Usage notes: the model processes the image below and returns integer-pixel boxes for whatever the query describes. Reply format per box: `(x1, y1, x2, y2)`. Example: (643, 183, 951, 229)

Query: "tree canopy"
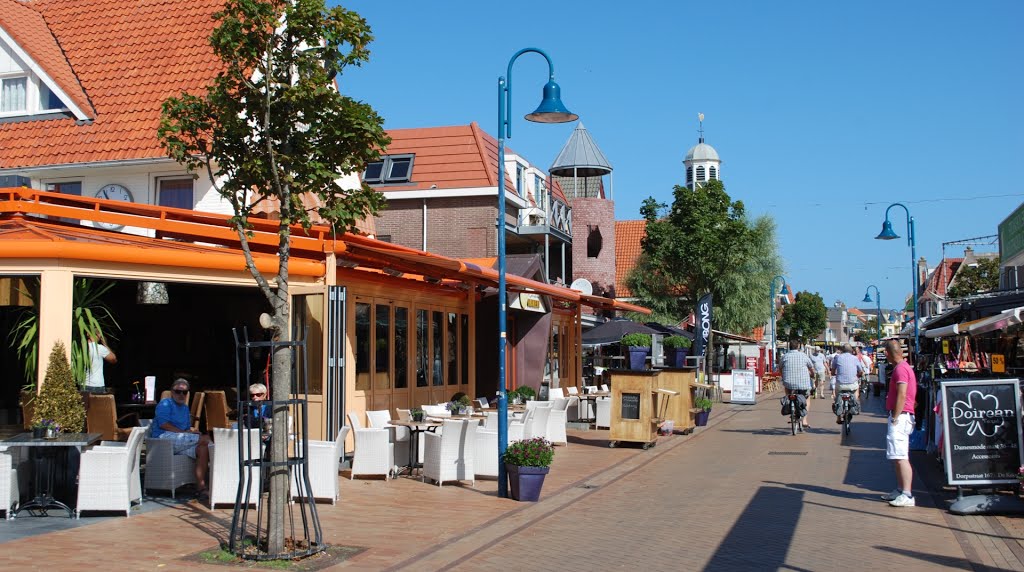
(626, 179, 783, 334)
(947, 256, 1000, 299)
(777, 291, 827, 343)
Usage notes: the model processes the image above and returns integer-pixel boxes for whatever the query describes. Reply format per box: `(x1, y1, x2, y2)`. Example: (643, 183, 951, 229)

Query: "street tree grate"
(768, 451, 809, 456)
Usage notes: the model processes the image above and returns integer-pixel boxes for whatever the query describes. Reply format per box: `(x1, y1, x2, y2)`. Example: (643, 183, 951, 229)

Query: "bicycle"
(834, 390, 857, 436)
(860, 376, 871, 401)
(782, 391, 807, 435)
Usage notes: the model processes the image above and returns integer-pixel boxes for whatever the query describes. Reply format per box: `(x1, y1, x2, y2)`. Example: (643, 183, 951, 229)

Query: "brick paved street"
(3, 392, 1024, 571)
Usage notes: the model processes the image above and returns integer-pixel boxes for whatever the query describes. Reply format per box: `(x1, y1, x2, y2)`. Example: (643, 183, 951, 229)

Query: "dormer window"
(1, 76, 27, 112)
(364, 154, 415, 184)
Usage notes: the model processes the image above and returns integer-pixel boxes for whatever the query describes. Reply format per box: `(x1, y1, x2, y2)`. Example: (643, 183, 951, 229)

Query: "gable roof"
(923, 258, 963, 298)
(0, 0, 224, 169)
(614, 219, 646, 298)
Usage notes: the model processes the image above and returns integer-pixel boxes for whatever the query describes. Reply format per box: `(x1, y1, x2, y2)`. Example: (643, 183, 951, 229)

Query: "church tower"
(683, 114, 722, 189)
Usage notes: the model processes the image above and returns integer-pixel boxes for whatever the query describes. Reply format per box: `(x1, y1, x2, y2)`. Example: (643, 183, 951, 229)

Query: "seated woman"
(152, 378, 211, 498)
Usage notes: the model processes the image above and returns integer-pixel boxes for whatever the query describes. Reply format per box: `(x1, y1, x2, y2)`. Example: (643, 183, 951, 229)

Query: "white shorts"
(886, 413, 915, 460)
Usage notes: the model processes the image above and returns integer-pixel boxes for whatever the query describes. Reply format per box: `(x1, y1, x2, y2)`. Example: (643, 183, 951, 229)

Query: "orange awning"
(579, 293, 652, 315)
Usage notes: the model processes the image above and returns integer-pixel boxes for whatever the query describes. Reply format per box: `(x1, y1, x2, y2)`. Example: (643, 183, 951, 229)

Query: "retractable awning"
(968, 307, 1023, 335)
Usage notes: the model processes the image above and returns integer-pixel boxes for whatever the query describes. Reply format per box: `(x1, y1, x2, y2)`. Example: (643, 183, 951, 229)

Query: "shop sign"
(510, 292, 546, 313)
(941, 379, 1023, 486)
(1000, 202, 1024, 261)
(991, 354, 1005, 373)
(731, 369, 756, 404)
(745, 356, 758, 370)
(942, 340, 950, 354)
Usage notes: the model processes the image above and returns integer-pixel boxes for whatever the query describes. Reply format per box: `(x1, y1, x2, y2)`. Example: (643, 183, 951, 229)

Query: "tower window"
(696, 166, 706, 182)
(709, 166, 717, 180)
(587, 225, 602, 258)
(686, 166, 693, 184)
(516, 164, 524, 195)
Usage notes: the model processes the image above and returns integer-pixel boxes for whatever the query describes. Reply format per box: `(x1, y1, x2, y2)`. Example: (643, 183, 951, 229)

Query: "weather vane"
(698, 113, 705, 143)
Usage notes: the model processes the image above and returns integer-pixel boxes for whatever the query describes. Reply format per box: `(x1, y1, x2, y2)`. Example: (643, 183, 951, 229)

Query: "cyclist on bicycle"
(831, 343, 865, 424)
(781, 340, 815, 429)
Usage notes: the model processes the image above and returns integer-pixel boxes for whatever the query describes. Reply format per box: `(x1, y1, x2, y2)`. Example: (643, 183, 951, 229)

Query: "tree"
(625, 179, 783, 334)
(33, 341, 86, 433)
(947, 256, 1000, 299)
(158, 0, 389, 555)
(857, 317, 880, 342)
(777, 291, 827, 343)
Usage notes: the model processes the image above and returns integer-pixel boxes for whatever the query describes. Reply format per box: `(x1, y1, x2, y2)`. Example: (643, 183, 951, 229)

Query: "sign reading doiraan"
(941, 379, 1023, 486)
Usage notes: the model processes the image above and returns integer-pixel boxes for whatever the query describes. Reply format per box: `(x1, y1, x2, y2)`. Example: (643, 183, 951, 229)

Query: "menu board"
(941, 379, 1023, 486)
(621, 393, 641, 420)
(731, 369, 757, 404)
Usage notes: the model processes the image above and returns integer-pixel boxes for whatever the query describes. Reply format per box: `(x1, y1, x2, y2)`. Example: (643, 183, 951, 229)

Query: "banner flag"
(693, 293, 713, 359)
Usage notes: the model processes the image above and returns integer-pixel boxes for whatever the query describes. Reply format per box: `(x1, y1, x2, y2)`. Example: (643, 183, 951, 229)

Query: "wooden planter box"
(653, 367, 696, 434)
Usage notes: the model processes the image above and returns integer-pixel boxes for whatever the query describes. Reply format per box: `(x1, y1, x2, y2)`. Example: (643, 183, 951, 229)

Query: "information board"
(941, 379, 1023, 486)
(621, 393, 641, 420)
(731, 369, 757, 404)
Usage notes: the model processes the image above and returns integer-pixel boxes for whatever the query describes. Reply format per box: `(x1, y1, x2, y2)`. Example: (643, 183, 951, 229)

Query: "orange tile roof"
(377, 123, 520, 196)
(614, 219, 646, 298)
(0, 0, 224, 168)
(924, 258, 963, 298)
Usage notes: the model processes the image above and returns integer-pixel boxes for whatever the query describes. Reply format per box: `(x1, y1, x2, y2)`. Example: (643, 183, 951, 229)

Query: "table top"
(390, 420, 443, 429)
(578, 392, 611, 398)
(1, 432, 102, 447)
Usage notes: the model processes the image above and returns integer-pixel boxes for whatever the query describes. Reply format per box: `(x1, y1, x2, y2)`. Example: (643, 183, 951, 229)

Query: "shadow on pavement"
(763, 480, 882, 502)
(873, 545, 980, 570)
(702, 486, 804, 572)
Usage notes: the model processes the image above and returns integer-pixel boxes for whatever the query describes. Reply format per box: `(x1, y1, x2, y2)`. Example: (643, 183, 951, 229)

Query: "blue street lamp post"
(862, 285, 882, 344)
(495, 48, 577, 498)
(769, 275, 789, 371)
(875, 203, 919, 357)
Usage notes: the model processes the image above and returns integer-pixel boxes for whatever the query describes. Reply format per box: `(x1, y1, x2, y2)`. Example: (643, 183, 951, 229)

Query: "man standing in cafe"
(881, 339, 917, 508)
(83, 331, 117, 394)
(153, 378, 211, 499)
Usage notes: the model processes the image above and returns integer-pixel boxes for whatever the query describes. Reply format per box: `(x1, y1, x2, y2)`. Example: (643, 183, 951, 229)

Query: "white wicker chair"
(600, 384, 609, 392)
(422, 419, 476, 487)
(596, 397, 612, 429)
(366, 410, 409, 472)
(508, 408, 532, 442)
(422, 404, 450, 419)
(144, 431, 197, 498)
(396, 408, 412, 421)
(565, 395, 581, 422)
(347, 411, 363, 429)
(350, 428, 394, 481)
(566, 386, 579, 395)
(483, 411, 499, 431)
(475, 397, 489, 409)
(546, 397, 569, 446)
(76, 426, 147, 518)
(524, 402, 553, 440)
(549, 387, 565, 399)
(293, 426, 349, 504)
(474, 429, 498, 479)
(0, 451, 20, 520)
(208, 428, 262, 509)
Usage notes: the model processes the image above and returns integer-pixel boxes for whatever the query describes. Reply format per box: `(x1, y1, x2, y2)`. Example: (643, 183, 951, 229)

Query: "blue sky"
(339, 0, 1022, 311)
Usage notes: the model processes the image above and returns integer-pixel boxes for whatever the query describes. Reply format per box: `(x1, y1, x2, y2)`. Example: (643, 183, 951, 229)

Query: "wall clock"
(94, 184, 134, 230)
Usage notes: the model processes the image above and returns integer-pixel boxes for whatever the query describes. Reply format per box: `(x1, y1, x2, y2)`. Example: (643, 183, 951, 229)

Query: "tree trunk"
(267, 305, 290, 554)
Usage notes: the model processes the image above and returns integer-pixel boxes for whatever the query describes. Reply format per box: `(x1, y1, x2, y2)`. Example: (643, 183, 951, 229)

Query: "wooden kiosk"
(653, 367, 697, 434)
(608, 370, 678, 449)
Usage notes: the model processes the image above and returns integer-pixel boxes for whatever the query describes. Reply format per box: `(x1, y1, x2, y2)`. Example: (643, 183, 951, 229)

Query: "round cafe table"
(389, 420, 442, 475)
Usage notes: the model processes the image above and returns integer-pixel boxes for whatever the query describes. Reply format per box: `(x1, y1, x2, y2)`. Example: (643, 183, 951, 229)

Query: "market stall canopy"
(582, 319, 660, 347)
(966, 307, 1023, 336)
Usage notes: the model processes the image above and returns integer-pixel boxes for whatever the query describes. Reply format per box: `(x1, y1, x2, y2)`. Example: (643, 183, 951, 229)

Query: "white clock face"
(94, 184, 133, 230)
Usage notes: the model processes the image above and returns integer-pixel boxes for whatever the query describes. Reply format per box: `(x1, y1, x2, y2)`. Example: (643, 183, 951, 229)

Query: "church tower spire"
(684, 113, 722, 189)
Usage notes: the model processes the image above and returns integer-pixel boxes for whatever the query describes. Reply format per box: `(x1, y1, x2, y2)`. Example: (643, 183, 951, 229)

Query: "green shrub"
(33, 341, 85, 433)
(694, 397, 714, 412)
(662, 335, 692, 349)
(621, 333, 652, 347)
(511, 386, 536, 401)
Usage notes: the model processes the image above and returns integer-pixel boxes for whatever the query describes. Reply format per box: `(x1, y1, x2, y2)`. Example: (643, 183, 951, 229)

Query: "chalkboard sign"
(941, 379, 1023, 486)
(731, 369, 756, 404)
(621, 393, 641, 420)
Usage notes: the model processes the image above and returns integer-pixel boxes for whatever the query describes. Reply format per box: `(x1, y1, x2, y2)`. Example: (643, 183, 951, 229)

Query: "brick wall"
(570, 198, 616, 296)
(376, 196, 497, 258)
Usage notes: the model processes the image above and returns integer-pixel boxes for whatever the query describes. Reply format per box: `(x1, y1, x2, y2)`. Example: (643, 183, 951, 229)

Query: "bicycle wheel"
(844, 413, 852, 435)
(791, 413, 798, 435)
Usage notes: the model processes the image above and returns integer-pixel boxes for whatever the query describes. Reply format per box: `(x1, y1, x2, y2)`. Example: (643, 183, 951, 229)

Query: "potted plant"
(516, 386, 536, 402)
(32, 341, 86, 435)
(621, 333, 652, 371)
(694, 397, 713, 427)
(502, 437, 555, 501)
(31, 418, 60, 439)
(410, 408, 425, 422)
(662, 335, 692, 368)
(446, 395, 472, 415)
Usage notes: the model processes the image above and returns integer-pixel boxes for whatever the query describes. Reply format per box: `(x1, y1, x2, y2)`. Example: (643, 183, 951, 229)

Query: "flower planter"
(694, 410, 711, 426)
(411, 412, 424, 422)
(666, 348, 690, 368)
(627, 347, 650, 371)
(506, 463, 549, 502)
(32, 427, 45, 439)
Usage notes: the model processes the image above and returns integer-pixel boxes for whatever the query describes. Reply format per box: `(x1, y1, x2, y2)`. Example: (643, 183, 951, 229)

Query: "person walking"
(881, 339, 917, 507)
(830, 343, 864, 423)
(809, 347, 828, 399)
(780, 340, 815, 429)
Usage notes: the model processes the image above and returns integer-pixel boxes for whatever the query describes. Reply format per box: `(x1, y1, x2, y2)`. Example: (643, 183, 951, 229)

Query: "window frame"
(0, 74, 28, 114)
(363, 154, 416, 185)
(156, 177, 195, 210)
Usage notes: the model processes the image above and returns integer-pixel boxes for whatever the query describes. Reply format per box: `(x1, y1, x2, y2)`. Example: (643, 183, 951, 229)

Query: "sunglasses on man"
(172, 389, 188, 395)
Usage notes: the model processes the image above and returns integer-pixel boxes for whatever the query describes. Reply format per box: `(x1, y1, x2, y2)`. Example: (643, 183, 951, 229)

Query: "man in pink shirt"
(881, 339, 917, 507)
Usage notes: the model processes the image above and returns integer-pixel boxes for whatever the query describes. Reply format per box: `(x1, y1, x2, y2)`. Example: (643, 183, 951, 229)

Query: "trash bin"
(539, 381, 550, 401)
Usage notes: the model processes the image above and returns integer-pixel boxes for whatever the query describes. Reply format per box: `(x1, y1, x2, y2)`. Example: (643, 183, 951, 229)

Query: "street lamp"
(495, 48, 577, 498)
(769, 275, 789, 371)
(862, 285, 882, 345)
(875, 203, 919, 357)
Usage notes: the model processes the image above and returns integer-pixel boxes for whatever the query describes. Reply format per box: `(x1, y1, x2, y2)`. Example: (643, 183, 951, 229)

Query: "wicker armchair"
(349, 428, 393, 481)
(524, 402, 552, 440)
(86, 394, 136, 441)
(422, 419, 477, 487)
(208, 427, 262, 509)
(204, 391, 231, 430)
(76, 426, 147, 518)
(366, 410, 410, 469)
(595, 397, 611, 429)
(293, 426, 349, 504)
(546, 397, 569, 446)
(0, 451, 19, 520)
(473, 429, 498, 479)
(144, 432, 197, 498)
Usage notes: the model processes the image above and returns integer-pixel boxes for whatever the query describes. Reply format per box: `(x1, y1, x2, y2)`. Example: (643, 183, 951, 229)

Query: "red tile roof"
(614, 219, 646, 298)
(923, 258, 963, 298)
(0, 0, 224, 168)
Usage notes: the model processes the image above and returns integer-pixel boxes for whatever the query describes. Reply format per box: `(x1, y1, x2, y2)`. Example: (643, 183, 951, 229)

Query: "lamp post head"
(780, 284, 790, 297)
(875, 220, 899, 240)
(862, 292, 873, 303)
(524, 80, 578, 123)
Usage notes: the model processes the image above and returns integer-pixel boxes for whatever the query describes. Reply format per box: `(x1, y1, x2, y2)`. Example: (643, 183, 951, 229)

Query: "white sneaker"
(889, 493, 915, 507)
(880, 489, 901, 501)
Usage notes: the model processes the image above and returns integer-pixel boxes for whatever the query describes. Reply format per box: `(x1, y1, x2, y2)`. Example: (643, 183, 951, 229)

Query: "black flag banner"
(693, 293, 713, 359)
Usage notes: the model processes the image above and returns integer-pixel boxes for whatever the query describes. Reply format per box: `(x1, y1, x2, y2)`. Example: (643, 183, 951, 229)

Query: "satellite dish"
(569, 278, 593, 296)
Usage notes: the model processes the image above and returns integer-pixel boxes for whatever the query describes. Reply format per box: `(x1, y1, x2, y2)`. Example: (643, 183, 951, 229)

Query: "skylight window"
(364, 154, 415, 184)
